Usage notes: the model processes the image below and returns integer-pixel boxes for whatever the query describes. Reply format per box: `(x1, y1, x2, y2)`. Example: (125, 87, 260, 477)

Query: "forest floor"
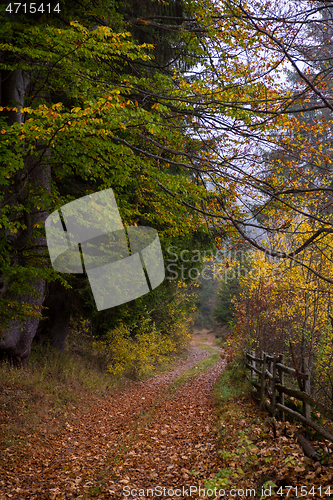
(1, 333, 228, 499)
(1, 332, 333, 500)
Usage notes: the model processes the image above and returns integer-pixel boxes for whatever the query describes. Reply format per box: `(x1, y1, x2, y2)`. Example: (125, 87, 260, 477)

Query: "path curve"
(2, 337, 226, 499)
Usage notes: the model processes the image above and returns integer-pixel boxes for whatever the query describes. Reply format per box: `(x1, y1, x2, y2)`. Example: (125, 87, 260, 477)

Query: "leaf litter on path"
(1, 344, 228, 499)
(3, 337, 330, 500)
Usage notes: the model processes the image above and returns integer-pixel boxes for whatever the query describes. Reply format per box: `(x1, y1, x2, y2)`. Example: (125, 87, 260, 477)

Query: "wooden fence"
(245, 351, 333, 445)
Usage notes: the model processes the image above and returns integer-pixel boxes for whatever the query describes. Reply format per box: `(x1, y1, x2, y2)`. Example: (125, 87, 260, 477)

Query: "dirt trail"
(2, 335, 226, 499)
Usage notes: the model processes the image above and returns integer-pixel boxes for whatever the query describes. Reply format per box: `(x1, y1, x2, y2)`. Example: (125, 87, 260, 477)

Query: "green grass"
(1, 343, 115, 398)
(205, 361, 262, 494)
(213, 361, 253, 403)
(195, 342, 220, 354)
(172, 350, 220, 389)
(213, 337, 226, 348)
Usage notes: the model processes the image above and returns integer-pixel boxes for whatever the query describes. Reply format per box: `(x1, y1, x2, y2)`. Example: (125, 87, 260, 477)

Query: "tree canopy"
(1, 0, 333, 363)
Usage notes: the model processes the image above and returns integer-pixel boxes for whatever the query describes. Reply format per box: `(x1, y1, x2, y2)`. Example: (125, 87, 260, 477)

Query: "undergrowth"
(213, 359, 252, 402)
(92, 312, 191, 379)
(0, 329, 118, 451)
(0, 325, 193, 451)
(209, 360, 333, 499)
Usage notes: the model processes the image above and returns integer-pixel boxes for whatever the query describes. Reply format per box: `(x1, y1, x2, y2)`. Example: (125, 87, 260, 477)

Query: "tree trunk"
(34, 281, 71, 352)
(0, 68, 50, 365)
(0, 280, 45, 366)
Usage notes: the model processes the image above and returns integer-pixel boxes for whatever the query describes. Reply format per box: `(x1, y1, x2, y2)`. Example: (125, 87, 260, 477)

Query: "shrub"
(93, 315, 176, 379)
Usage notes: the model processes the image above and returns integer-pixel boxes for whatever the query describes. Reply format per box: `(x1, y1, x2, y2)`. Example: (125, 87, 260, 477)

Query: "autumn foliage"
(226, 219, 333, 410)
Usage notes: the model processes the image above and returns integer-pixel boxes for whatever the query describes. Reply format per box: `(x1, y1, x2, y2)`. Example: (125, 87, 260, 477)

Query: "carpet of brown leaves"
(1, 334, 333, 500)
(0, 339, 227, 499)
(212, 394, 333, 499)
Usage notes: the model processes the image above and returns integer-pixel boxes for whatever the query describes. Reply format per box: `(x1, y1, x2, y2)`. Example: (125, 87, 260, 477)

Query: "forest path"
(2, 334, 227, 499)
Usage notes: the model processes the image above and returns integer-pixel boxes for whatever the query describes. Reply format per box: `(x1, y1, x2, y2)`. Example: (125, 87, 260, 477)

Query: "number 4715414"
(276, 485, 332, 496)
(5, 3, 60, 13)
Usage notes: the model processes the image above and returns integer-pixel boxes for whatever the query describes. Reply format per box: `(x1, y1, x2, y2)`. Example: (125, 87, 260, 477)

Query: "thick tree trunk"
(0, 68, 50, 365)
(0, 280, 45, 366)
(0, 157, 50, 364)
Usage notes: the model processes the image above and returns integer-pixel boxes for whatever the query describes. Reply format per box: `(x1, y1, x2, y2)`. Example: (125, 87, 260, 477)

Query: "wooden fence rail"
(245, 351, 333, 444)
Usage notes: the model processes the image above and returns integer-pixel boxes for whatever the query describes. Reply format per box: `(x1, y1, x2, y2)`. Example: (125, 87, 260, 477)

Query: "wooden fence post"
(303, 357, 311, 420)
(271, 356, 277, 418)
(260, 352, 267, 407)
(251, 350, 256, 381)
(245, 350, 333, 443)
(268, 358, 272, 395)
(278, 354, 285, 421)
